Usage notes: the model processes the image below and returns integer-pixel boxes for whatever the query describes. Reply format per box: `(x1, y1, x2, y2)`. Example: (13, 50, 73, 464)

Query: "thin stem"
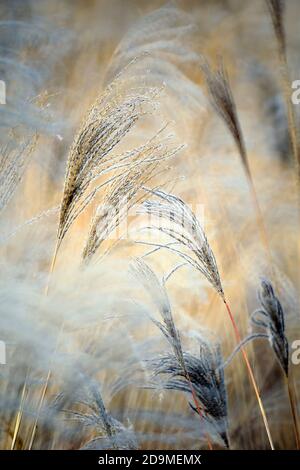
(44, 239, 60, 296)
(223, 299, 274, 450)
(27, 369, 52, 450)
(27, 240, 61, 449)
(247, 175, 275, 280)
(286, 375, 300, 449)
(10, 241, 61, 450)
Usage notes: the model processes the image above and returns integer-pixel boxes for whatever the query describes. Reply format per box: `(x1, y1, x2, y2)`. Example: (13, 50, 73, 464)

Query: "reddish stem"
(223, 299, 274, 450)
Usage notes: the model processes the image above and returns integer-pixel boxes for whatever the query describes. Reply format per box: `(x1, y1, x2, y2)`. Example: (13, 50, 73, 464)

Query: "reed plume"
(201, 61, 274, 275)
(56, 84, 156, 253)
(139, 189, 274, 449)
(63, 373, 137, 450)
(265, 0, 300, 185)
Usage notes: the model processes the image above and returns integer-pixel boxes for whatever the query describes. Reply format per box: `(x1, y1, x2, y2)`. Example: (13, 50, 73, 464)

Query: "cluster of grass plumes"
(0, 0, 299, 452)
(132, 258, 228, 448)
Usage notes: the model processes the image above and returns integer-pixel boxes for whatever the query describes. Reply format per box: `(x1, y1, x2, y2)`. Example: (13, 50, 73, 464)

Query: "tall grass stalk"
(251, 280, 299, 449)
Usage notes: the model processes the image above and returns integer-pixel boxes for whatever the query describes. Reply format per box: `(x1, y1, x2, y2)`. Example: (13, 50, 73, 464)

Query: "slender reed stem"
(223, 299, 274, 450)
(10, 368, 29, 450)
(44, 240, 60, 296)
(278, 48, 300, 188)
(10, 241, 60, 449)
(26, 241, 61, 449)
(286, 375, 300, 449)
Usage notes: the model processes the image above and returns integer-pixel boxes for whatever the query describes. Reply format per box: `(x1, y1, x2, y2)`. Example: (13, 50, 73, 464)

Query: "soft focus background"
(0, 0, 299, 450)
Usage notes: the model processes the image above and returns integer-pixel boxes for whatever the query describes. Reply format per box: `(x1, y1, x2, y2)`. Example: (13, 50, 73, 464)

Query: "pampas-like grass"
(55, 80, 157, 257)
(138, 189, 274, 449)
(131, 258, 228, 448)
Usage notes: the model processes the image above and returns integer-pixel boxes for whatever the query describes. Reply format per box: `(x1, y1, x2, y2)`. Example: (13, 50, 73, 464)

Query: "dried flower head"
(131, 258, 184, 367)
(251, 279, 289, 376)
(139, 189, 224, 297)
(202, 61, 251, 178)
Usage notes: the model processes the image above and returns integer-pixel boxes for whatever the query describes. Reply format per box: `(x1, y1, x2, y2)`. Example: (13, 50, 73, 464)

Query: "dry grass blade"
(138, 189, 274, 449)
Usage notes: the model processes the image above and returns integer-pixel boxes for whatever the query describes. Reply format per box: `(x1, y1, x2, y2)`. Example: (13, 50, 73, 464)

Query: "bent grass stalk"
(223, 299, 274, 450)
